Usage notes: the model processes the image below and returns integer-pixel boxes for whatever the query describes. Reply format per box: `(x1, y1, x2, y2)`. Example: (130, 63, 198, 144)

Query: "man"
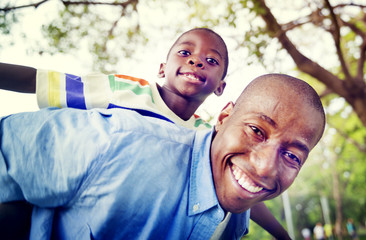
(0, 74, 325, 239)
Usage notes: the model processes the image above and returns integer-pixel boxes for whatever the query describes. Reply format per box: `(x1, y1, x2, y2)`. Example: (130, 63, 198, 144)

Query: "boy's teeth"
(184, 73, 200, 81)
(232, 165, 263, 193)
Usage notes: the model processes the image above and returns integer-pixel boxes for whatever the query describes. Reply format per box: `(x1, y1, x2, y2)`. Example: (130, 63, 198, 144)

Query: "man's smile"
(231, 164, 264, 193)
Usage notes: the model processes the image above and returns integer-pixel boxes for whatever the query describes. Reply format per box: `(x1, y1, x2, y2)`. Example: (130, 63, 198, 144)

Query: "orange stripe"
(114, 74, 149, 86)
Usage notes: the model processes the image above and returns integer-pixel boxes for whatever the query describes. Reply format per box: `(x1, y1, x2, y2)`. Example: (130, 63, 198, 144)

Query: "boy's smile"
(180, 72, 205, 84)
(210, 77, 325, 214)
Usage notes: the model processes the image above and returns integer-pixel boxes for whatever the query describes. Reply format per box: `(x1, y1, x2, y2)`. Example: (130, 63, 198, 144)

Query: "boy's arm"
(0, 62, 36, 93)
(250, 202, 292, 239)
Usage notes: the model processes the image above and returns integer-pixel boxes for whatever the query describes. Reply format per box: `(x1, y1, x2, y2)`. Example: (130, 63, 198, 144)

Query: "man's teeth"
(232, 166, 263, 193)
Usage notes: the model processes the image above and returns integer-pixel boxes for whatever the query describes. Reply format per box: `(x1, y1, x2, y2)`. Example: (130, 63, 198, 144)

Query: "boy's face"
(210, 84, 324, 213)
(159, 30, 226, 101)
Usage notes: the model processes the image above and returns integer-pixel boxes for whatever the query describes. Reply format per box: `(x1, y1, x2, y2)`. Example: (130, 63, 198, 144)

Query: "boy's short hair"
(167, 28, 229, 80)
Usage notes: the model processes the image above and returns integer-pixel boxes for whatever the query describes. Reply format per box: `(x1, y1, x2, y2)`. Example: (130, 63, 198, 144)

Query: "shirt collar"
(188, 128, 223, 217)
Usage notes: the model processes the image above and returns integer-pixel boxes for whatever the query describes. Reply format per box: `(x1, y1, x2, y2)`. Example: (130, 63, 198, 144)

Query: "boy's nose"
(188, 57, 204, 69)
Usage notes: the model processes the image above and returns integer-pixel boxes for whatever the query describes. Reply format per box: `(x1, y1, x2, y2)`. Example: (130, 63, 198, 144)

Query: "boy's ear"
(214, 81, 226, 96)
(158, 63, 166, 78)
(215, 101, 234, 132)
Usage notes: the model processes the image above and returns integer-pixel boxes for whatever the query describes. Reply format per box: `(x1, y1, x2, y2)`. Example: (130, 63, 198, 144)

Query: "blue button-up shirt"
(0, 108, 249, 239)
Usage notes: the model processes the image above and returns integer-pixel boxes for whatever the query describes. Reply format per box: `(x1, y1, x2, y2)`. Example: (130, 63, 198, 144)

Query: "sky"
(0, 0, 270, 119)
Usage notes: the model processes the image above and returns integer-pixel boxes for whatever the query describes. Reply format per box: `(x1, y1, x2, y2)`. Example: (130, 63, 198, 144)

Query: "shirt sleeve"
(36, 70, 112, 110)
(0, 108, 110, 207)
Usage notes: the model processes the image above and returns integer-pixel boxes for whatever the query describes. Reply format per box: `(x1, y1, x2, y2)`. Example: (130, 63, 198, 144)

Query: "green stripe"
(114, 81, 154, 104)
(194, 118, 212, 128)
(194, 118, 203, 127)
(108, 75, 116, 92)
(203, 122, 212, 128)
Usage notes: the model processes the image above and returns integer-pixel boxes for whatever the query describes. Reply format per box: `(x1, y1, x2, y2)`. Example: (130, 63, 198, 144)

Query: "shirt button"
(193, 203, 199, 212)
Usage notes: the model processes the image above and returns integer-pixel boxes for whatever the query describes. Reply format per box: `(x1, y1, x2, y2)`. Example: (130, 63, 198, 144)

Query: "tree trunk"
(331, 151, 343, 239)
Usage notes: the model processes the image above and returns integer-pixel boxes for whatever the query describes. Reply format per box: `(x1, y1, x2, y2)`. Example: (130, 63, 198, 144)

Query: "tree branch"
(333, 3, 366, 9)
(61, 0, 138, 7)
(102, 0, 138, 54)
(255, 0, 347, 97)
(103, 7, 128, 53)
(319, 88, 334, 99)
(358, 41, 366, 81)
(282, 8, 331, 33)
(340, 19, 366, 81)
(0, 0, 139, 12)
(281, 18, 312, 32)
(327, 122, 366, 153)
(324, 0, 352, 80)
(0, 0, 49, 12)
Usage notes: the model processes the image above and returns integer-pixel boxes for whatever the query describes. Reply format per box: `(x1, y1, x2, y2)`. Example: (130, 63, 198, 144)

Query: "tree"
(0, 0, 141, 72)
(245, 0, 366, 127)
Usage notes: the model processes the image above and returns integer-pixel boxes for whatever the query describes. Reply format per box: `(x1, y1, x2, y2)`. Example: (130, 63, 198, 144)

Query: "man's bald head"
(234, 74, 326, 143)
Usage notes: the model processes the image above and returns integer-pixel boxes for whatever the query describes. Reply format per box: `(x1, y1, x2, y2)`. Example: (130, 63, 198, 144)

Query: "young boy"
(1, 27, 227, 129)
(0, 74, 326, 239)
(0, 28, 289, 238)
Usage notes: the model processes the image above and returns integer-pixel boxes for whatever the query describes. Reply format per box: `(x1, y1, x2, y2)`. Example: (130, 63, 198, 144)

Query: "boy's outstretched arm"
(250, 202, 292, 240)
(0, 62, 36, 93)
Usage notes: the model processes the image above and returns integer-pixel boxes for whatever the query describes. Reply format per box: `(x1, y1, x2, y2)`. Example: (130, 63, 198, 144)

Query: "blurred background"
(0, 0, 365, 239)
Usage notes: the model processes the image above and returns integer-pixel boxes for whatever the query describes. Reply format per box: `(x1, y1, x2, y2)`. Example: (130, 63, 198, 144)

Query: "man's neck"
(157, 84, 202, 121)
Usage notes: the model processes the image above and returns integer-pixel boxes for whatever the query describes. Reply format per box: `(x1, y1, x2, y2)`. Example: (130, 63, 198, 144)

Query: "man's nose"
(187, 56, 204, 69)
(251, 144, 279, 179)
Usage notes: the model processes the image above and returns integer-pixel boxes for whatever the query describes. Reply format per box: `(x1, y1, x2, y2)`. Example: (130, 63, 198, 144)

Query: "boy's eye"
(207, 58, 219, 65)
(178, 50, 191, 56)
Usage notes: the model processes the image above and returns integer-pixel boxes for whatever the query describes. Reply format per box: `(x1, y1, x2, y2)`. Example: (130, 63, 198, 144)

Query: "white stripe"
(36, 69, 49, 108)
(82, 73, 111, 109)
(59, 73, 67, 108)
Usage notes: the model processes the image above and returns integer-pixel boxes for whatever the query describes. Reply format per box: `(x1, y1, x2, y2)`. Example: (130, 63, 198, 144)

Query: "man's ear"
(215, 101, 234, 132)
(214, 81, 226, 96)
(157, 63, 166, 78)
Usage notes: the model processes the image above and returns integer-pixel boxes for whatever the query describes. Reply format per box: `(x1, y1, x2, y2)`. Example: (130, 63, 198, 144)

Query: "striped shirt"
(36, 70, 211, 129)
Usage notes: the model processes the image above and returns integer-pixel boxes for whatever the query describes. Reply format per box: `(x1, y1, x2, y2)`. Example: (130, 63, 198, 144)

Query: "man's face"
(159, 30, 226, 101)
(210, 85, 324, 213)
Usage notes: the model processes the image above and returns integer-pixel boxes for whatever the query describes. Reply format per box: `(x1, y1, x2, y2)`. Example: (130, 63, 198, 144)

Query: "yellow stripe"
(48, 71, 61, 108)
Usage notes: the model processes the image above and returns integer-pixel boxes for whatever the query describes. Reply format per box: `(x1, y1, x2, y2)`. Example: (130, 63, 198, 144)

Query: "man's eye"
(250, 126, 264, 139)
(207, 58, 219, 65)
(178, 50, 190, 56)
(283, 152, 301, 165)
